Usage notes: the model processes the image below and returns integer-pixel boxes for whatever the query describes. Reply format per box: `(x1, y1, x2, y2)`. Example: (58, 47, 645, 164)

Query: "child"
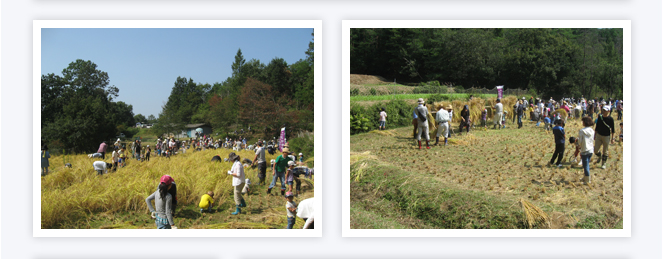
(199, 191, 214, 213)
(285, 161, 296, 193)
(119, 148, 126, 167)
(242, 178, 252, 195)
(502, 111, 507, 129)
(569, 137, 582, 166)
(543, 116, 552, 132)
(481, 108, 487, 128)
(41, 145, 50, 176)
(549, 119, 566, 167)
(618, 122, 623, 142)
(111, 148, 119, 172)
(145, 145, 151, 162)
(298, 153, 304, 163)
(285, 191, 297, 229)
(378, 107, 387, 130)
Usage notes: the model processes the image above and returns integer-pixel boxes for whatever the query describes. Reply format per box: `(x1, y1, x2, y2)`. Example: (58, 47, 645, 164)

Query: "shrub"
(350, 88, 359, 96)
(370, 88, 377, 96)
(288, 133, 314, 158)
(454, 85, 465, 93)
(427, 94, 450, 104)
(413, 85, 447, 94)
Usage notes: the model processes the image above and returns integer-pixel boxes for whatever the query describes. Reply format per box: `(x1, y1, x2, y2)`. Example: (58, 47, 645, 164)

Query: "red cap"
(160, 175, 174, 185)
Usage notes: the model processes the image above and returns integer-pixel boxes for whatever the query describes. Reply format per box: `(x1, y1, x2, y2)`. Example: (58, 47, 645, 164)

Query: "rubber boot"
(418, 141, 422, 149)
(240, 199, 246, 208)
(601, 155, 608, 169)
(266, 188, 272, 194)
(426, 140, 431, 149)
(594, 152, 602, 164)
(434, 137, 439, 146)
(281, 189, 285, 196)
(231, 205, 241, 215)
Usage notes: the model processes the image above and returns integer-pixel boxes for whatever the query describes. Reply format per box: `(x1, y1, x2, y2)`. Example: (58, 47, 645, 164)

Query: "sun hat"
(282, 147, 290, 153)
(417, 98, 425, 104)
(285, 192, 294, 198)
(160, 175, 174, 185)
(436, 104, 444, 110)
(208, 191, 214, 197)
(288, 161, 296, 167)
(602, 105, 611, 111)
(228, 152, 239, 161)
(299, 153, 303, 156)
(448, 105, 454, 110)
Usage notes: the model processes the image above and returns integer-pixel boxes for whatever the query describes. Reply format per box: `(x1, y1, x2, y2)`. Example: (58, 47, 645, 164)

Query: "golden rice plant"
(519, 198, 551, 229)
(41, 148, 286, 229)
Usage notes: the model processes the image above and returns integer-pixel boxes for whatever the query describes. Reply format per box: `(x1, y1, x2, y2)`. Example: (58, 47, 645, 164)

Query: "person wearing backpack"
(414, 98, 430, 149)
(594, 105, 615, 169)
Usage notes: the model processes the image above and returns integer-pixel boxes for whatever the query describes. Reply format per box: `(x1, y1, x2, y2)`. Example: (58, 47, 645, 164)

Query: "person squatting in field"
(227, 152, 246, 215)
(252, 140, 267, 185)
(268, 148, 293, 195)
(145, 175, 177, 229)
(594, 105, 615, 169)
(414, 98, 431, 149)
(199, 191, 214, 213)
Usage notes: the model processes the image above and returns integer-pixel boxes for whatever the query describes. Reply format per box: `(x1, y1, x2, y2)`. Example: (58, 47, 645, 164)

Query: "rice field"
(41, 147, 314, 229)
(350, 116, 624, 229)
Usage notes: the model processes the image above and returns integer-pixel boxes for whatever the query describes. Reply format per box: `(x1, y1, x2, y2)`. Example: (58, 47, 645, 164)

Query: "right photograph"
(343, 20, 630, 235)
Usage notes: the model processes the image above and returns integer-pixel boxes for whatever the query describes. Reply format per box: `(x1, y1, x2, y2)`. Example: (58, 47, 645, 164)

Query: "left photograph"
(34, 21, 321, 236)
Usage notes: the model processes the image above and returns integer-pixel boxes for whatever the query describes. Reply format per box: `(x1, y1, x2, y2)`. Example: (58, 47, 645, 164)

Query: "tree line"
(154, 32, 315, 138)
(41, 59, 137, 153)
(351, 28, 623, 99)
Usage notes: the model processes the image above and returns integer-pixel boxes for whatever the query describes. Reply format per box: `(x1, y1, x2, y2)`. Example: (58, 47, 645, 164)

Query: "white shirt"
(112, 151, 119, 162)
(231, 161, 245, 186)
(93, 161, 107, 173)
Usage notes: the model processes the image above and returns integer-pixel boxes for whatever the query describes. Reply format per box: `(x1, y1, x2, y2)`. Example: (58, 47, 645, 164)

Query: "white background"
(2, 0, 661, 258)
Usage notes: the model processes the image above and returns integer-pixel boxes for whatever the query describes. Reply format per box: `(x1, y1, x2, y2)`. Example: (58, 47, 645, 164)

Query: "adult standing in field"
(268, 148, 293, 195)
(227, 152, 246, 215)
(516, 99, 524, 129)
(41, 145, 50, 176)
(435, 104, 451, 146)
(145, 175, 177, 229)
(111, 147, 119, 171)
(134, 140, 142, 161)
(594, 105, 615, 169)
(493, 98, 503, 130)
(616, 100, 623, 120)
(522, 97, 529, 120)
(549, 119, 566, 167)
(252, 140, 267, 185)
(378, 107, 387, 130)
(412, 105, 419, 138)
(578, 117, 595, 184)
(512, 102, 518, 124)
(97, 141, 108, 160)
(414, 98, 431, 149)
(145, 145, 151, 162)
(459, 105, 470, 134)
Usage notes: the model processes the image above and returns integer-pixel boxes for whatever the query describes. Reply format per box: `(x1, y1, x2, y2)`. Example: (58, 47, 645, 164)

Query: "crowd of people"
(377, 95, 623, 186)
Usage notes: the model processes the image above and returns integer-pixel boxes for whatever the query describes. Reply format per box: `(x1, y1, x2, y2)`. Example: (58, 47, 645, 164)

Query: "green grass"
(350, 93, 497, 102)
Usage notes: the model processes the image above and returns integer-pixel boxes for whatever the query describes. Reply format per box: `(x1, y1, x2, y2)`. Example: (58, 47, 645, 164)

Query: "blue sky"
(41, 28, 313, 118)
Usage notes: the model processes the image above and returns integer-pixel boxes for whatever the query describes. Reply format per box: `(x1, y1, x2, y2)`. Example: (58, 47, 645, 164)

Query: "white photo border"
(33, 20, 323, 237)
(342, 20, 630, 237)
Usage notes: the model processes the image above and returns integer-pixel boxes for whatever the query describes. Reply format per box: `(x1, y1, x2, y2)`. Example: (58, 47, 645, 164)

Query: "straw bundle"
(369, 129, 397, 136)
(519, 198, 551, 229)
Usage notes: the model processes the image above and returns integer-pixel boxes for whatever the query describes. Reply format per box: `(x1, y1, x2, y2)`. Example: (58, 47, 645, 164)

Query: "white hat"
(287, 161, 295, 166)
(522, 97, 526, 100)
(602, 105, 611, 111)
(417, 98, 425, 104)
(299, 153, 303, 156)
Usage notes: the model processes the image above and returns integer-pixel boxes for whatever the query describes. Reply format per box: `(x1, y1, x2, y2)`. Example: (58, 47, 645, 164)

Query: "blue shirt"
(552, 125, 565, 144)
(544, 117, 551, 124)
(412, 108, 418, 119)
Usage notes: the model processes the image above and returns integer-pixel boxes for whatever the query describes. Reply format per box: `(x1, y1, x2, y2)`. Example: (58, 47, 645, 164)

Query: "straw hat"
(447, 105, 453, 110)
(417, 98, 425, 104)
(282, 147, 290, 154)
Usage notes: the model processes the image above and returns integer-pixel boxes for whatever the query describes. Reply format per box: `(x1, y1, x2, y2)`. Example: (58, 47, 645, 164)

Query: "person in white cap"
(594, 105, 615, 169)
(493, 98, 503, 130)
(298, 153, 304, 163)
(414, 98, 431, 149)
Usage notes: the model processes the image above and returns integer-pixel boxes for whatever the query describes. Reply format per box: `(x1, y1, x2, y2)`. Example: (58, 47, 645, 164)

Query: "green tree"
(134, 114, 147, 124)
